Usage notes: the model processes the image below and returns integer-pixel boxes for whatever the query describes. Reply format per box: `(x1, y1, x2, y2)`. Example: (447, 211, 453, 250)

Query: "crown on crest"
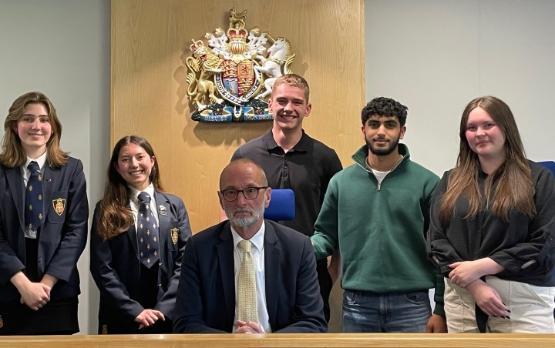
(189, 39, 205, 53)
(227, 28, 248, 41)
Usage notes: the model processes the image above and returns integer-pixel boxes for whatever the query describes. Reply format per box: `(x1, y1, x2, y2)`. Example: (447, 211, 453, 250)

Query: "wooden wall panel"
(111, 0, 365, 233)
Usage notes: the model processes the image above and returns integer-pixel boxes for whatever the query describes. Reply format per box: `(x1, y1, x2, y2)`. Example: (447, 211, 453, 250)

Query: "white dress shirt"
(21, 152, 47, 187)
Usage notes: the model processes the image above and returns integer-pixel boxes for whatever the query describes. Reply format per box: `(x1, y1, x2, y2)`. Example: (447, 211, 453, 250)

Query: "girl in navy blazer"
(0, 92, 89, 334)
(90, 135, 191, 334)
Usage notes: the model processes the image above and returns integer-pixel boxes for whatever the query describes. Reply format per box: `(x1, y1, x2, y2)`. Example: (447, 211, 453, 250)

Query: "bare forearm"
(10, 271, 31, 290)
(41, 273, 58, 288)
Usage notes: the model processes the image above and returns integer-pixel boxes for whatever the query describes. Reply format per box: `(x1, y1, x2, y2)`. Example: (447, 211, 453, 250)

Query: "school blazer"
(90, 191, 192, 325)
(0, 158, 89, 303)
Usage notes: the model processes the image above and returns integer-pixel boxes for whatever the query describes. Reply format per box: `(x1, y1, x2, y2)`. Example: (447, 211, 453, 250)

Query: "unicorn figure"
(255, 38, 295, 100)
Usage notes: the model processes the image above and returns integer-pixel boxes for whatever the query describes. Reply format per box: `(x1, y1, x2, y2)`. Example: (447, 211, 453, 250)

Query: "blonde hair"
(272, 73, 310, 101)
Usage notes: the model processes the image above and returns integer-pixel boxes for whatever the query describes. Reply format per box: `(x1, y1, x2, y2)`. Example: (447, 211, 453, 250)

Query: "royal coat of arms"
(185, 9, 295, 122)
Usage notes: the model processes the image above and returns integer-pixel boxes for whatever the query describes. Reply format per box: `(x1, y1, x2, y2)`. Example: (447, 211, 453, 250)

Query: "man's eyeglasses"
(220, 186, 268, 202)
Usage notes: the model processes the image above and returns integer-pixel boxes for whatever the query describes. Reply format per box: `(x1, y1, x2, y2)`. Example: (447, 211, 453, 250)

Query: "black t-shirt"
(232, 130, 342, 237)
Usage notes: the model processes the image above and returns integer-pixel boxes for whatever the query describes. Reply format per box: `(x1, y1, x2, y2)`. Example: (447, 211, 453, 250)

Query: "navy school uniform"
(90, 191, 191, 334)
(0, 157, 89, 334)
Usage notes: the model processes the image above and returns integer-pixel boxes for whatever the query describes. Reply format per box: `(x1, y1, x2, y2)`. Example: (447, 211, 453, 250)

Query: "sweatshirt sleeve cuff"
(433, 303, 445, 318)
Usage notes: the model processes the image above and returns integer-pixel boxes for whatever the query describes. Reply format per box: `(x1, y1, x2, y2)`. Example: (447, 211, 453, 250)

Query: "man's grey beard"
(225, 204, 265, 228)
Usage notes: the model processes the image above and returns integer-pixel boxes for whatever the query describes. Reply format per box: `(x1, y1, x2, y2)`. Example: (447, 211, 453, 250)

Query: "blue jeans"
(342, 289, 431, 332)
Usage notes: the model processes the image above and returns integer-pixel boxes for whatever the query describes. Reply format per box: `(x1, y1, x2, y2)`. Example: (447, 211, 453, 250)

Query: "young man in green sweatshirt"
(311, 97, 446, 333)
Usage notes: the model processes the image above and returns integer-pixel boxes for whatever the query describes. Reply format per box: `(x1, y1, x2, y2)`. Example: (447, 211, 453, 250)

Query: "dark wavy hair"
(97, 135, 163, 240)
(361, 97, 408, 126)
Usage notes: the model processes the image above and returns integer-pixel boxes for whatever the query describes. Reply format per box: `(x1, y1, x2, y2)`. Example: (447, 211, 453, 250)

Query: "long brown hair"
(97, 135, 163, 240)
(0, 91, 68, 167)
(439, 96, 535, 224)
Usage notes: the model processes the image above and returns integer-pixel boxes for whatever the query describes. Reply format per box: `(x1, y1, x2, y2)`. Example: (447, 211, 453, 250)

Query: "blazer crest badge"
(185, 9, 295, 122)
(170, 228, 179, 246)
(52, 198, 66, 216)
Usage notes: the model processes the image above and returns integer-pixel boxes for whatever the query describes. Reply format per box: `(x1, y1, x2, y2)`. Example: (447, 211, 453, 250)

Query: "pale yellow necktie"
(237, 239, 258, 323)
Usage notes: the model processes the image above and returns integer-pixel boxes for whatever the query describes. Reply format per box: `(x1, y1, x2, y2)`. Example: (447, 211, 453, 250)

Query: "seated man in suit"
(173, 159, 326, 333)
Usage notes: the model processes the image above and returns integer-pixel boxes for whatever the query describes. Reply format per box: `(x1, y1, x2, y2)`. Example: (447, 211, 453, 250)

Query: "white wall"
(365, 0, 555, 175)
(0, 0, 110, 334)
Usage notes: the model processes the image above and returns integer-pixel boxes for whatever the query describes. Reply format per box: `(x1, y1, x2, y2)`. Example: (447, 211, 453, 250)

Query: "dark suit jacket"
(90, 191, 192, 331)
(173, 219, 326, 333)
(0, 158, 89, 303)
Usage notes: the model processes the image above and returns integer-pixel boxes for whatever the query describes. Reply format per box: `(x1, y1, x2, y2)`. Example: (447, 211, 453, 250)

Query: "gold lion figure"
(186, 40, 224, 110)
(229, 9, 247, 29)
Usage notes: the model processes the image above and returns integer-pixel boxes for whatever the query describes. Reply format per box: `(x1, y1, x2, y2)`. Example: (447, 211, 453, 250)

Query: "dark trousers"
(0, 236, 79, 335)
(0, 298, 79, 335)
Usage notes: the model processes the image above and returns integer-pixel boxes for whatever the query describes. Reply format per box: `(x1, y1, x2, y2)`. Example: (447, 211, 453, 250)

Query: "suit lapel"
(154, 191, 170, 267)
(42, 165, 58, 226)
(6, 167, 25, 231)
(217, 223, 235, 326)
(264, 221, 280, 325)
(124, 222, 138, 261)
(126, 200, 139, 258)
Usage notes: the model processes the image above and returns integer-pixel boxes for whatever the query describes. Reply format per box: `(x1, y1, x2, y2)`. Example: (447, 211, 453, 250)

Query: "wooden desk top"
(0, 333, 554, 348)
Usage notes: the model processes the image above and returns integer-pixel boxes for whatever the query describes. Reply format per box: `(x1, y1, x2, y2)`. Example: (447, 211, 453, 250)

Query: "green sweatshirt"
(312, 144, 444, 315)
